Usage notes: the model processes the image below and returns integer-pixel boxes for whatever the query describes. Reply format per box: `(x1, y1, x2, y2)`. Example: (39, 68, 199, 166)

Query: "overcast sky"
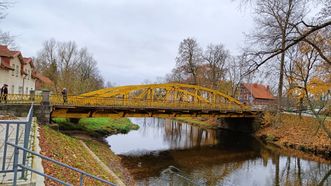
(1, 0, 254, 85)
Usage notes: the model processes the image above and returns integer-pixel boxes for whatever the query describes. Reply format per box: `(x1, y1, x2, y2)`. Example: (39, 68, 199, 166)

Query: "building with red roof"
(0, 45, 52, 94)
(239, 83, 275, 106)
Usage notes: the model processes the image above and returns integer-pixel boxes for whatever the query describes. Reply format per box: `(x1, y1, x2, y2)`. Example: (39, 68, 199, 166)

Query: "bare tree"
(0, 1, 17, 49)
(0, 0, 10, 19)
(288, 38, 331, 138)
(35, 39, 59, 91)
(165, 68, 186, 83)
(175, 38, 203, 85)
(245, 0, 308, 112)
(238, 0, 331, 69)
(0, 30, 16, 48)
(203, 43, 229, 89)
(226, 55, 252, 97)
(36, 39, 104, 94)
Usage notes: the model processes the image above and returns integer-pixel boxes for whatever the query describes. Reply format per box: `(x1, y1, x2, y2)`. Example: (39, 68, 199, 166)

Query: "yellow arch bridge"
(48, 83, 259, 119)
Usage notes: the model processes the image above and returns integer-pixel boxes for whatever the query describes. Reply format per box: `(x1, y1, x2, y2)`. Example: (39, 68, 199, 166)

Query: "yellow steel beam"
(66, 83, 250, 110)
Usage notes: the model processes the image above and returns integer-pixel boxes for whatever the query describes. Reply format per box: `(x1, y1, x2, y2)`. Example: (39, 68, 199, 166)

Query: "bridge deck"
(51, 104, 261, 118)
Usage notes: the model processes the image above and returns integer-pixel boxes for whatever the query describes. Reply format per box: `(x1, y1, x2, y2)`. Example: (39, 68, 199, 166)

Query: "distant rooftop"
(242, 83, 275, 100)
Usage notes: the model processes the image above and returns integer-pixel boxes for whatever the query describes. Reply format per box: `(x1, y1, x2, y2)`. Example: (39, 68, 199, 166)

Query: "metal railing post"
(12, 123, 21, 186)
(2, 123, 9, 171)
(80, 173, 84, 186)
(6, 142, 116, 186)
(12, 144, 19, 186)
(21, 105, 33, 178)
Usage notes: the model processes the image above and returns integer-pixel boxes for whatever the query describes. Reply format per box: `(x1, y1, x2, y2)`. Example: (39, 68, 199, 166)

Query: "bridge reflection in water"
(106, 118, 331, 186)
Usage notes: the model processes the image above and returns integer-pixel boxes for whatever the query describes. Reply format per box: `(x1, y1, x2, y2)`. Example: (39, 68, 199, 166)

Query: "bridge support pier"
(69, 118, 80, 124)
(217, 116, 262, 133)
(37, 90, 51, 124)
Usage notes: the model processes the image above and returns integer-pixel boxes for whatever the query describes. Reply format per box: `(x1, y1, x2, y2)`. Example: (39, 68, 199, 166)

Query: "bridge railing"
(7, 142, 116, 186)
(2, 94, 250, 111)
(0, 94, 42, 104)
(50, 95, 247, 111)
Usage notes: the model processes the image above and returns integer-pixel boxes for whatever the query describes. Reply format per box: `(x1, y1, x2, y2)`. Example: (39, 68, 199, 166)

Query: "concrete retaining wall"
(0, 104, 51, 124)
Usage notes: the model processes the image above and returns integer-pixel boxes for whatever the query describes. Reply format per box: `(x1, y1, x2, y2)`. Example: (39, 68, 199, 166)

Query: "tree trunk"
(278, 40, 286, 113)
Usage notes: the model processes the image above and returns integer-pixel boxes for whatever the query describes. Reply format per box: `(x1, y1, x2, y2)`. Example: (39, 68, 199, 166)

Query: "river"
(106, 118, 331, 186)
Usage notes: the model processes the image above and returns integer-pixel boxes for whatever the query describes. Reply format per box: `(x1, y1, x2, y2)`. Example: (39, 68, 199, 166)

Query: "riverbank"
(53, 117, 139, 136)
(256, 113, 331, 160)
(39, 125, 134, 185)
(175, 115, 331, 160)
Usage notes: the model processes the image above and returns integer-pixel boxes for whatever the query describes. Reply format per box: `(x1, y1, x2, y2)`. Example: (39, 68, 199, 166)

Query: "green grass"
(53, 117, 139, 136)
(52, 118, 68, 124)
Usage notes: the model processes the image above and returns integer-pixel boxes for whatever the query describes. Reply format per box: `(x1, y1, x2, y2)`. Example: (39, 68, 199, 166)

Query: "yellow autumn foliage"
(307, 77, 331, 97)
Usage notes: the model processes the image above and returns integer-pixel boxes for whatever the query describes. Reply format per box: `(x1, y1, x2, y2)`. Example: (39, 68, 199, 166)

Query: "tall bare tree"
(0, 1, 17, 49)
(36, 39, 104, 94)
(203, 43, 229, 89)
(175, 38, 203, 85)
(0, 30, 16, 48)
(245, 0, 308, 112)
(226, 54, 253, 97)
(0, 0, 10, 19)
(239, 0, 331, 68)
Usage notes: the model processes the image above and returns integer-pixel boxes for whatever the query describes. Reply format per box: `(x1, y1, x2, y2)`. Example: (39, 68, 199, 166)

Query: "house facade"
(0, 45, 51, 94)
(239, 83, 275, 105)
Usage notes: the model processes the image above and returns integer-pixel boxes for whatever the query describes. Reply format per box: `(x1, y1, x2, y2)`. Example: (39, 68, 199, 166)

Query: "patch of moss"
(265, 134, 277, 142)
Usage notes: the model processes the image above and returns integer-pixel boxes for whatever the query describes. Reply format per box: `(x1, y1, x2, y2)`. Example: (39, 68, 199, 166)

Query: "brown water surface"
(106, 118, 331, 186)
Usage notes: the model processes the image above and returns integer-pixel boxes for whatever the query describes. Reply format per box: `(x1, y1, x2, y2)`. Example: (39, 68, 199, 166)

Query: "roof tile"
(243, 83, 275, 99)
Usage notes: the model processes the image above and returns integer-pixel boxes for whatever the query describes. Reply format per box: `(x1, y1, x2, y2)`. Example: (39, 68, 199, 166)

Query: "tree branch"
(245, 20, 331, 75)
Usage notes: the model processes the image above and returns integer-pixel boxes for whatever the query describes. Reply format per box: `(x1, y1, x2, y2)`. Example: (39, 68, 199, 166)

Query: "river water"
(106, 118, 331, 186)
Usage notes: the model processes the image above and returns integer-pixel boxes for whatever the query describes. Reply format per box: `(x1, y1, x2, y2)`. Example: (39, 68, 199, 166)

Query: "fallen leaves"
(257, 113, 331, 160)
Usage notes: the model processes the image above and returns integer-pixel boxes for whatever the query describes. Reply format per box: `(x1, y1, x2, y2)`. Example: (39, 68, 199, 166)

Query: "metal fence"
(1, 104, 116, 185)
(0, 104, 33, 177)
(6, 142, 116, 186)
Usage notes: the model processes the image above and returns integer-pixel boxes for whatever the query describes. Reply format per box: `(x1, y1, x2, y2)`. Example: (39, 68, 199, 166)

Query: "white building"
(0, 45, 36, 94)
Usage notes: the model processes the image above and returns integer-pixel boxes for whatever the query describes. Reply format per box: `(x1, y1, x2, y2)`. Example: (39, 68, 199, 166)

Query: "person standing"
(61, 88, 68, 104)
(0, 84, 8, 103)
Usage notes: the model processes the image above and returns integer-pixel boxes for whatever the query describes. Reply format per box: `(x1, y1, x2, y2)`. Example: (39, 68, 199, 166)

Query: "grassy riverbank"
(53, 117, 139, 136)
(39, 125, 134, 185)
(256, 113, 331, 159)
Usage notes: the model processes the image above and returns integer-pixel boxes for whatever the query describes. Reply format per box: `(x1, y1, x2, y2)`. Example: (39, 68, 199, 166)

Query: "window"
(11, 85, 14, 94)
(26, 87, 29, 94)
(16, 65, 19, 77)
(27, 70, 30, 80)
(19, 86, 23, 94)
(11, 64, 14, 76)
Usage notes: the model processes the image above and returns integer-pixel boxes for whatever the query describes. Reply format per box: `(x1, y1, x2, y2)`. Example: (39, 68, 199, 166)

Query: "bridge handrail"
(1, 94, 42, 104)
(2, 93, 252, 111)
(49, 95, 249, 111)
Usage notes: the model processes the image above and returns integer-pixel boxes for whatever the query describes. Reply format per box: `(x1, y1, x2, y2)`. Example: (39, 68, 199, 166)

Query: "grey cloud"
(2, 0, 253, 85)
